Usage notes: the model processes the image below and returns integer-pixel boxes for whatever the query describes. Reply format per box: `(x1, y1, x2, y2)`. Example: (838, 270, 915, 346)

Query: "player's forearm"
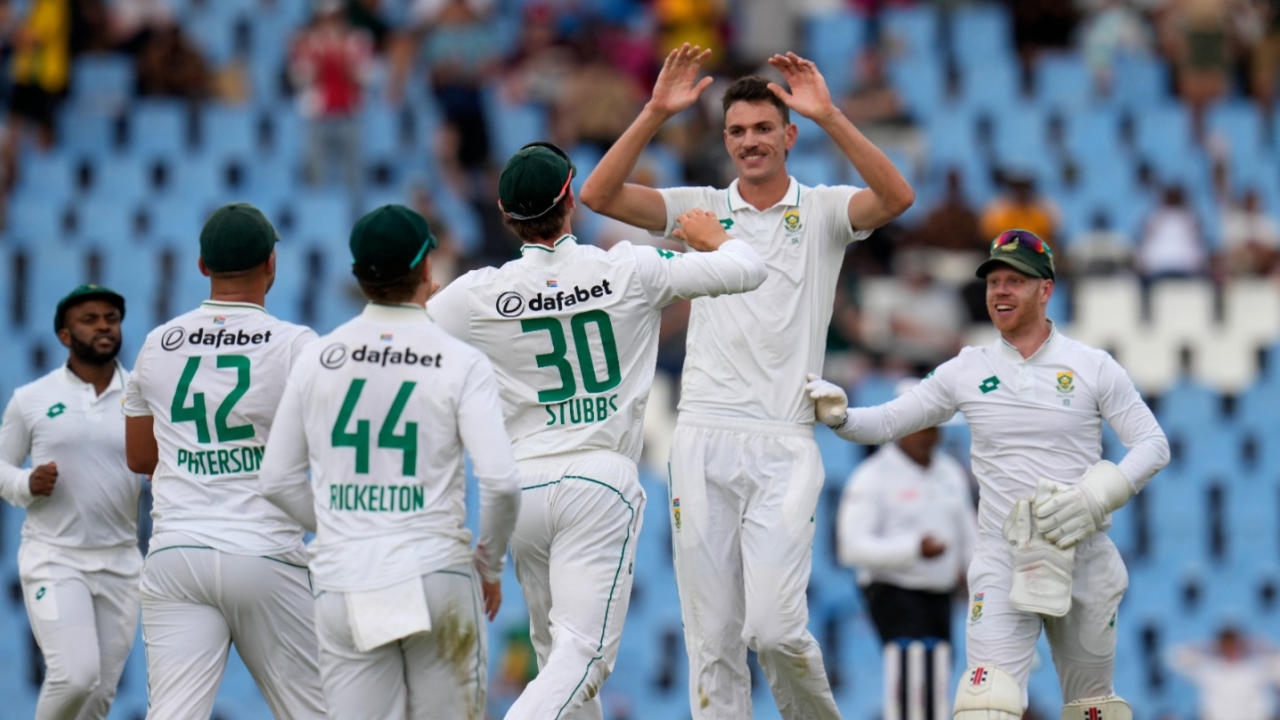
(0, 464, 34, 507)
(814, 107, 914, 224)
(1116, 429, 1171, 494)
(670, 239, 768, 298)
(835, 392, 948, 445)
(476, 469, 520, 582)
(578, 105, 668, 222)
(839, 529, 922, 570)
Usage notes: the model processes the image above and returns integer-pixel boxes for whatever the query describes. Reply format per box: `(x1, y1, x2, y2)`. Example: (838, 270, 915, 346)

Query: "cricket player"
(428, 141, 769, 719)
(0, 284, 141, 720)
(578, 44, 914, 718)
(259, 204, 522, 720)
(123, 203, 325, 719)
(807, 230, 1171, 719)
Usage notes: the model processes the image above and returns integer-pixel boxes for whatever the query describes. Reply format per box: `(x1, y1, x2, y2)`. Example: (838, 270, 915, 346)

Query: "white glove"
(804, 373, 848, 428)
(1034, 461, 1133, 549)
(1003, 482, 1075, 617)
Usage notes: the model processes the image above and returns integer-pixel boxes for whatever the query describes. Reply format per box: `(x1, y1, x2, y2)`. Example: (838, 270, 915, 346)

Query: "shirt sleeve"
(950, 461, 978, 565)
(815, 184, 870, 245)
(426, 276, 472, 343)
(656, 186, 715, 238)
(837, 357, 962, 445)
(0, 394, 34, 507)
(837, 461, 922, 571)
(122, 344, 152, 417)
(630, 240, 768, 308)
(455, 353, 520, 583)
(1096, 353, 1170, 493)
(260, 365, 317, 531)
(289, 327, 320, 364)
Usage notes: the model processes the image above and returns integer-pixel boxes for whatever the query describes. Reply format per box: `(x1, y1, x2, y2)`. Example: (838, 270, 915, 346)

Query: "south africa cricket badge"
(970, 592, 984, 624)
(672, 497, 681, 531)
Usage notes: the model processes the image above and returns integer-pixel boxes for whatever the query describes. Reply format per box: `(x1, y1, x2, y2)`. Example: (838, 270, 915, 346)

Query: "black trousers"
(863, 582, 954, 643)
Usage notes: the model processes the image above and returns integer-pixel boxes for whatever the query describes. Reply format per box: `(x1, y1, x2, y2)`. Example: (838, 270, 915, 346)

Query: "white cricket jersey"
(260, 303, 521, 592)
(427, 234, 767, 462)
(0, 364, 140, 550)
(837, 443, 976, 592)
(658, 177, 869, 425)
(836, 325, 1170, 536)
(124, 300, 317, 555)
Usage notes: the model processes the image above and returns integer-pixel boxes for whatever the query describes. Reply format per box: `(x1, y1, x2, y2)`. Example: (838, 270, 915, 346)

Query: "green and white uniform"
(656, 178, 866, 720)
(0, 364, 141, 720)
(428, 233, 766, 719)
(123, 300, 324, 720)
(259, 302, 521, 720)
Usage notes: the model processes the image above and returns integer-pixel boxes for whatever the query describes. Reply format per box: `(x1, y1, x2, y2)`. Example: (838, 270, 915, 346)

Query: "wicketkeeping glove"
(1033, 461, 1133, 550)
(1003, 481, 1075, 617)
(804, 373, 848, 428)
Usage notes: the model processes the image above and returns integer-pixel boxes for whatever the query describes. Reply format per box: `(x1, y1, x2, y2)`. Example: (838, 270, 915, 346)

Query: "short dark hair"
(503, 199, 570, 244)
(722, 76, 789, 125)
(357, 271, 423, 304)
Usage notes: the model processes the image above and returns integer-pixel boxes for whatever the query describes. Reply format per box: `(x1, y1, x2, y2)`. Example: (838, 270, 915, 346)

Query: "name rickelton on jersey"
(160, 319, 279, 477)
(494, 278, 620, 429)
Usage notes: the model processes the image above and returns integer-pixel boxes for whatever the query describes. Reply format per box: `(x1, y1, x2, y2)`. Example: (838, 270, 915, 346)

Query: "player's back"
(290, 305, 491, 591)
(430, 237, 666, 463)
(126, 300, 316, 554)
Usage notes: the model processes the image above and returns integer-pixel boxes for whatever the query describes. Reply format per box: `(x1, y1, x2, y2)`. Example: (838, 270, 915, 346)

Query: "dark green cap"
(498, 142, 576, 221)
(349, 204, 437, 285)
(199, 202, 279, 273)
(55, 283, 125, 332)
(976, 229, 1055, 280)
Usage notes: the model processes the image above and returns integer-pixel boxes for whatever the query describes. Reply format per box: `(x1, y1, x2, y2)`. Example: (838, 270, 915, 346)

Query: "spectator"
(1158, 0, 1233, 137)
(1218, 188, 1280, 276)
(654, 0, 725, 66)
(134, 21, 211, 100)
(841, 45, 922, 168)
(1168, 626, 1280, 720)
(499, 5, 573, 107)
(913, 168, 984, 254)
(1136, 183, 1208, 281)
(108, 0, 174, 54)
(393, 0, 502, 175)
(1251, 0, 1280, 114)
(1066, 209, 1134, 277)
(552, 30, 644, 153)
(2, 0, 70, 212)
(288, 0, 372, 199)
(980, 169, 1059, 246)
(862, 253, 967, 368)
(1079, 0, 1153, 94)
(345, 0, 389, 53)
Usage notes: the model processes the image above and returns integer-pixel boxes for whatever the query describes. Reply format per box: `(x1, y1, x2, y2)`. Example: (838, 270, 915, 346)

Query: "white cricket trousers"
(314, 564, 488, 720)
(669, 416, 840, 720)
(19, 540, 141, 720)
(139, 537, 325, 720)
(964, 531, 1128, 702)
(505, 450, 645, 720)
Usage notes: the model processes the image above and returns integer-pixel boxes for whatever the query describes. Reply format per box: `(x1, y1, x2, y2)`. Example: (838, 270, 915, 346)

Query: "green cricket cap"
(975, 229, 1055, 280)
(54, 283, 125, 332)
(349, 204, 436, 284)
(498, 142, 576, 221)
(199, 202, 279, 273)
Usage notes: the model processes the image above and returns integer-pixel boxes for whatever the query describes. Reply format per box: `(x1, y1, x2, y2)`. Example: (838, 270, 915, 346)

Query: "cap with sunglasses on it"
(498, 142, 577, 221)
(975, 229, 1055, 280)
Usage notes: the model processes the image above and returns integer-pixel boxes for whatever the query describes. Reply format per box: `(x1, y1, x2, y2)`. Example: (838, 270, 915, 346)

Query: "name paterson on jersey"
(493, 277, 621, 429)
(158, 320, 280, 477)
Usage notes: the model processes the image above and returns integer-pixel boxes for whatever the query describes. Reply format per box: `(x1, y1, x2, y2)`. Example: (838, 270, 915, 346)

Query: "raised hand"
(647, 43, 714, 118)
(766, 52, 838, 123)
(672, 208, 729, 251)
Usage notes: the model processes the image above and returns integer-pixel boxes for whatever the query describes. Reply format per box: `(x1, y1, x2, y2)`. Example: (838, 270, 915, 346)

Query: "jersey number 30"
(330, 379, 417, 476)
(521, 310, 621, 403)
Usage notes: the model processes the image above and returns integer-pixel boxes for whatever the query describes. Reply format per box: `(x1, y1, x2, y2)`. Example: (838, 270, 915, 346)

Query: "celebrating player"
(260, 204, 522, 719)
(579, 44, 913, 718)
(123, 203, 325, 719)
(0, 285, 141, 720)
(428, 141, 768, 718)
(807, 230, 1170, 719)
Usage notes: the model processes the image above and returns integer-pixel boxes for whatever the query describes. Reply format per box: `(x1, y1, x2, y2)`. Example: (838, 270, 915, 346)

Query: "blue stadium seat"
(199, 103, 258, 157)
(949, 3, 1014, 69)
(881, 4, 939, 61)
(4, 194, 64, 245)
(58, 103, 118, 158)
(1133, 102, 1193, 162)
(1109, 51, 1171, 109)
(483, 90, 548, 166)
(957, 61, 1018, 113)
(1224, 477, 1279, 567)
(1063, 106, 1123, 162)
(1034, 52, 1093, 110)
(71, 197, 137, 246)
(128, 100, 191, 157)
(83, 153, 151, 205)
(803, 7, 866, 98)
(68, 53, 134, 113)
(886, 55, 943, 118)
(281, 190, 351, 250)
(14, 148, 73, 199)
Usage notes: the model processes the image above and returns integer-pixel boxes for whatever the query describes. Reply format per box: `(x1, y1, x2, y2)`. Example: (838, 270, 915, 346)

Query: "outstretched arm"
(766, 52, 914, 232)
(579, 43, 714, 231)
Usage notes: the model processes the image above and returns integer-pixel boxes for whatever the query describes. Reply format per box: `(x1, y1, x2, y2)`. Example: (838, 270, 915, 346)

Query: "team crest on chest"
(969, 592, 984, 623)
(1056, 371, 1074, 394)
(783, 209, 802, 234)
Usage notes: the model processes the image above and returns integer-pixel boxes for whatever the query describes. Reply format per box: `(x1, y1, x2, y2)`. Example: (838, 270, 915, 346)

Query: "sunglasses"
(991, 230, 1052, 257)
